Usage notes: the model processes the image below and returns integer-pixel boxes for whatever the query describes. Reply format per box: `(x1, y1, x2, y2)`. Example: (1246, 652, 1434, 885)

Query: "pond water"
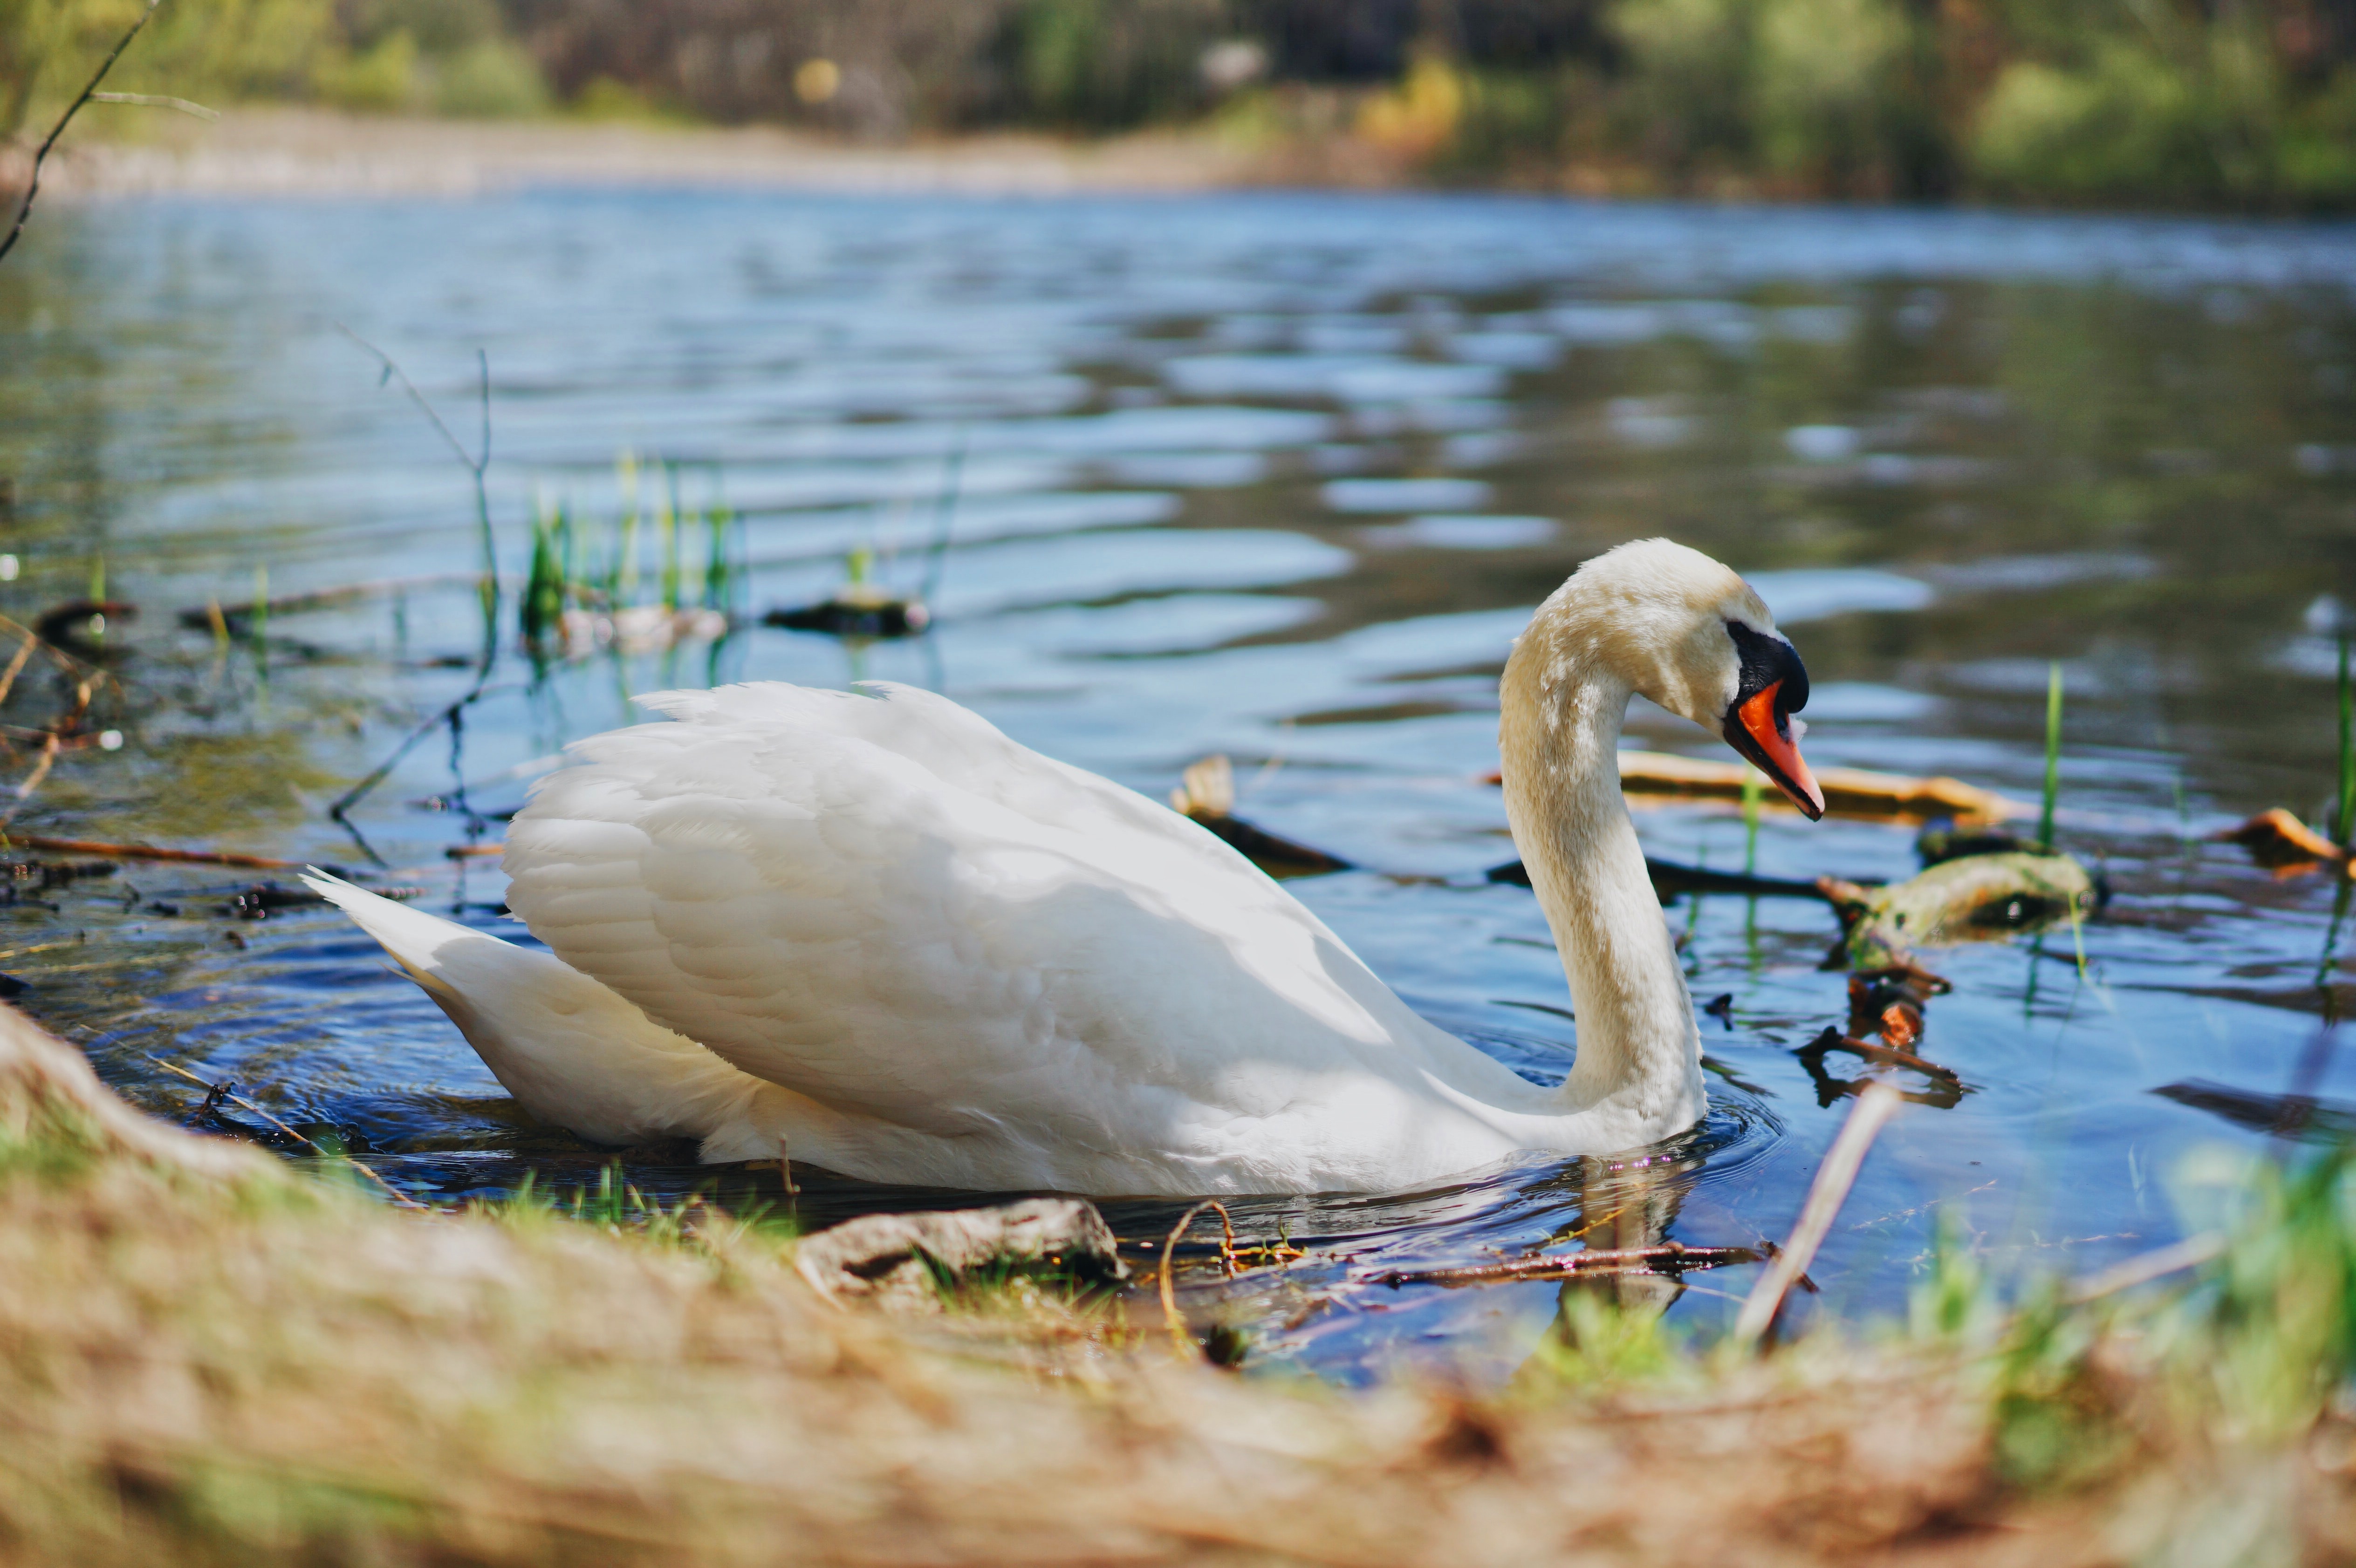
(6, 187, 2356, 1383)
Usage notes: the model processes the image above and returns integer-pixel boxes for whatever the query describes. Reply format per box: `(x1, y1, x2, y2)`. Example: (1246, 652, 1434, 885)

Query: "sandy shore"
(24, 106, 1300, 201)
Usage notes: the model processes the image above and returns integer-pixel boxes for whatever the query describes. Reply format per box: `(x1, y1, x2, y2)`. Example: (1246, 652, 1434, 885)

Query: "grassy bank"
(3, 1000, 2355, 1565)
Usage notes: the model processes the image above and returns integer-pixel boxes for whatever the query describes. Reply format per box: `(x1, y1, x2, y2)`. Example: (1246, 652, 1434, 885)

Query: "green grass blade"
(2338, 634, 2353, 846)
(2039, 661, 2062, 852)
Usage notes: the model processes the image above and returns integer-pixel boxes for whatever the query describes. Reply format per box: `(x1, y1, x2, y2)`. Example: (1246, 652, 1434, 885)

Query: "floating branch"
(175, 574, 484, 635)
(2212, 808, 2350, 875)
(1733, 1081, 1902, 1345)
(1490, 856, 1827, 900)
(1171, 755, 1350, 879)
(1485, 753, 2026, 822)
(0, 833, 332, 872)
(1370, 1240, 1775, 1289)
(1802, 1027, 1961, 1086)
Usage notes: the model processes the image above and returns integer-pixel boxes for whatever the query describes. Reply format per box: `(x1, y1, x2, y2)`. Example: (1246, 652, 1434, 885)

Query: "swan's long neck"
(1498, 606, 1705, 1129)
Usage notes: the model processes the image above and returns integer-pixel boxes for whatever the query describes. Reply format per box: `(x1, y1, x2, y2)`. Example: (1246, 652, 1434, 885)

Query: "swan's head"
(1537, 538, 1825, 820)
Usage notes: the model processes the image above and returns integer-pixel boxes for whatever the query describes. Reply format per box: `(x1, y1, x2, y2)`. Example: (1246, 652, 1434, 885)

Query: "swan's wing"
(502, 681, 1448, 1147)
(303, 871, 765, 1146)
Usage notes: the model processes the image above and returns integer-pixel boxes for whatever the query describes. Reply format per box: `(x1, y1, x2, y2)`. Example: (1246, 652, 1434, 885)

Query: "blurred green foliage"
(1000, 0, 1226, 128)
(0, 0, 548, 132)
(1418, 0, 2356, 207)
(0, 0, 331, 134)
(9, 0, 2356, 207)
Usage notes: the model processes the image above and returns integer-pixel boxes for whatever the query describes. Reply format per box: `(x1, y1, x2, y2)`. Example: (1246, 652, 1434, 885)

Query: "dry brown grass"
(0, 1000, 2343, 1567)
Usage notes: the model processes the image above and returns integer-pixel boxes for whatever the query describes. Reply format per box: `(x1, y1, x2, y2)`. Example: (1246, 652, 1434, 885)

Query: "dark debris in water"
(1168, 755, 1351, 878)
(2211, 808, 2349, 874)
(1486, 856, 1832, 903)
(7, 859, 117, 888)
(223, 882, 328, 920)
(32, 599, 136, 660)
(2154, 1078, 2356, 1141)
(1915, 818, 2031, 866)
(764, 597, 930, 639)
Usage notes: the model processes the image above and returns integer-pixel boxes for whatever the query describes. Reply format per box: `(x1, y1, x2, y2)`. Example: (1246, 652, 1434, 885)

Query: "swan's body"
(316, 539, 1821, 1196)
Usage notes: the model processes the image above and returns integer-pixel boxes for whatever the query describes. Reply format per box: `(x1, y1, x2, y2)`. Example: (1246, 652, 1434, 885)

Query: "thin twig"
(333, 327, 499, 639)
(0, 0, 162, 266)
(1370, 1241, 1769, 1288)
(147, 1055, 425, 1209)
(4, 732, 60, 815)
(1157, 1199, 1237, 1357)
(328, 686, 513, 866)
(0, 627, 37, 709)
(87, 90, 216, 120)
(1733, 1081, 1902, 1345)
(2064, 1232, 2226, 1304)
(1805, 1029, 1962, 1084)
(324, 334, 506, 861)
(0, 614, 93, 677)
(0, 832, 312, 869)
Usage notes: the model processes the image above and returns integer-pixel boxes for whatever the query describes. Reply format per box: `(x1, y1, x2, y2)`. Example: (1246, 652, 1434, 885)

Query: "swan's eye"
(1724, 620, 1809, 723)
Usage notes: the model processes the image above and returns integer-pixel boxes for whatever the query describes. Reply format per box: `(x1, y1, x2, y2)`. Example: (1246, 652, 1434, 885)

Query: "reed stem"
(1741, 765, 1762, 875)
(2337, 633, 2353, 846)
(2039, 661, 2062, 852)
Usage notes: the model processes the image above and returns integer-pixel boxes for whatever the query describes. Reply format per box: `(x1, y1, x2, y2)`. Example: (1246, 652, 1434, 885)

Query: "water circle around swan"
(5, 190, 2355, 1383)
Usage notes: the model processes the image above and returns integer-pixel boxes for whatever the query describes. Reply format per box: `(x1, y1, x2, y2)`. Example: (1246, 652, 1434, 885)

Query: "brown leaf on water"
(2211, 807, 2347, 873)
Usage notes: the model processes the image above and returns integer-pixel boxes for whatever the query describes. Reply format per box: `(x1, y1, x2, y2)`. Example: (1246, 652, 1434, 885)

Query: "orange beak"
(1733, 679, 1825, 820)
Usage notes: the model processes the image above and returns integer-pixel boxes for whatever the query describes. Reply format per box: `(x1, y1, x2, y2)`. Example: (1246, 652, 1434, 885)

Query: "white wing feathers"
(302, 871, 768, 1147)
(502, 682, 1478, 1167)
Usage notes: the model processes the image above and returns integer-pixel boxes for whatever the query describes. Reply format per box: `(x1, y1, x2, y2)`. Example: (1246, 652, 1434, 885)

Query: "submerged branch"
(1370, 1241, 1772, 1288)
(1734, 1081, 1902, 1345)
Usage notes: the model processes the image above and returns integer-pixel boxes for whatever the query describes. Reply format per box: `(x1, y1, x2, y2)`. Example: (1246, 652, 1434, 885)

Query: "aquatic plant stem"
(1741, 764, 1762, 875)
(2338, 633, 2354, 846)
(0, 0, 161, 266)
(1157, 1200, 1237, 1357)
(1734, 1080, 1900, 1345)
(333, 329, 499, 651)
(2038, 661, 2062, 852)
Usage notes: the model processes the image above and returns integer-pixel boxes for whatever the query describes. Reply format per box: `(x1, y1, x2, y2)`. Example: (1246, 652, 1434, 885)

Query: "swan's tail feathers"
(302, 871, 774, 1152)
(302, 871, 474, 1001)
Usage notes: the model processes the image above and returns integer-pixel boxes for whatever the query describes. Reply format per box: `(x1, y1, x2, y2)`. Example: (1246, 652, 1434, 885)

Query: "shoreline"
(23, 106, 1329, 202)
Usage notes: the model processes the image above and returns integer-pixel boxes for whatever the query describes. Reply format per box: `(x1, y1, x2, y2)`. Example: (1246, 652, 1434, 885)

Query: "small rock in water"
(792, 1197, 1127, 1312)
(1821, 852, 2097, 970)
(0, 972, 25, 999)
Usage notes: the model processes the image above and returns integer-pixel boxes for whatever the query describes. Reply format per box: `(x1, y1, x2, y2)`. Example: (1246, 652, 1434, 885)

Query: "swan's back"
(504, 682, 1507, 1190)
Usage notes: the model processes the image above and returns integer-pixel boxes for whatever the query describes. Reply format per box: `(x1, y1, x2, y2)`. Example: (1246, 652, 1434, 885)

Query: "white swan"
(311, 538, 1823, 1196)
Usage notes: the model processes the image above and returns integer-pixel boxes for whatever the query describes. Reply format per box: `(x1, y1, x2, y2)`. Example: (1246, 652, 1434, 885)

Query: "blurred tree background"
(7, 0, 2356, 207)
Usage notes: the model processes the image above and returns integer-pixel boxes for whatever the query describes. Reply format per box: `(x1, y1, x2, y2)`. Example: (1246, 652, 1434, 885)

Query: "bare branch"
(1734, 1081, 1902, 1346)
(0, 0, 164, 266)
